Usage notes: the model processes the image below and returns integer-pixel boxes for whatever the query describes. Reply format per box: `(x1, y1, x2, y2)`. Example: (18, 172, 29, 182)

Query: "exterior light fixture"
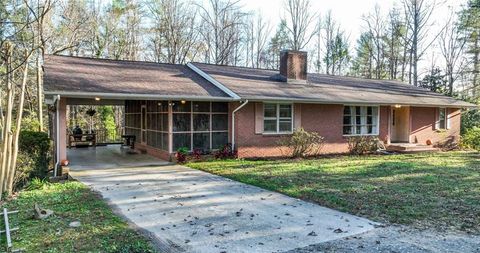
(95, 97, 101, 101)
(181, 100, 186, 104)
(394, 104, 401, 108)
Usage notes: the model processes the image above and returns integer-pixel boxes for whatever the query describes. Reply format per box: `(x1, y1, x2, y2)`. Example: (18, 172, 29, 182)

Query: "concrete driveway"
(70, 157, 378, 253)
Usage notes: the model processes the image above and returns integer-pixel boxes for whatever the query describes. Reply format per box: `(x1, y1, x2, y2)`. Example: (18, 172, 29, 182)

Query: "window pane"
(173, 114, 191, 132)
(367, 107, 372, 115)
(173, 101, 191, 112)
(279, 120, 292, 132)
(343, 126, 352, 135)
(356, 126, 361, 134)
(264, 104, 276, 118)
(367, 125, 373, 134)
(343, 106, 351, 115)
(193, 102, 210, 112)
(193, 133, 210, 151)
(264, 119, 277, 132)
(212, 102, 228, 112)
(212, 114, 228, 131)
(173, 133, 190, 151)
(279, 104, 292, 117)
(356, 116, 361, 124)
(367, 116, 373, 124)
(193, 114, 210, 131)
(355, 106, 361, 115)
(212, 132, 228, 149)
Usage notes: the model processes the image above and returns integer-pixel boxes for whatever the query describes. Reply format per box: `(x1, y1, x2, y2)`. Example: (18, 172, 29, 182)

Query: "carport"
(43, 55, 236, 174)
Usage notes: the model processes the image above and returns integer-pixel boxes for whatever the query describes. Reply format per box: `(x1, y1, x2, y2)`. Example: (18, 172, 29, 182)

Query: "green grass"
(187, 151, 480, 232)
(1, 180, 156, 253)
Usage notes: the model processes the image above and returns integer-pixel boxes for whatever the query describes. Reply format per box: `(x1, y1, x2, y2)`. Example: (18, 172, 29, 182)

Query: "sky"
(240, 0, 467, 74)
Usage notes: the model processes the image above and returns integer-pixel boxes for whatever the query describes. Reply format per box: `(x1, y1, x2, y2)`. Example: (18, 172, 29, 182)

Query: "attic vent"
(279, 50, 307, 84)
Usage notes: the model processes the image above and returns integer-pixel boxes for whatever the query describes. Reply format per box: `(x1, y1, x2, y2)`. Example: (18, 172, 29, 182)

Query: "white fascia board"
(186, 62, 241, 100)
(43, 91, 236, 101)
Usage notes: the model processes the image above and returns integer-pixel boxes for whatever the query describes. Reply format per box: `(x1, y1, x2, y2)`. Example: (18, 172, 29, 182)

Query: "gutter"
(54, 94, 60, 177)
(44, 91, 236, 102)
(231, 100, 248, 151)
(186, 62, 241, 100)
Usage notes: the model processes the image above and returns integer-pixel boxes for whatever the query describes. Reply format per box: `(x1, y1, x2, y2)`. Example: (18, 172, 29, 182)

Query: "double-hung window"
(343, 106, 379, 135)
(264, 103, 293, 133)
(438, 108, 446, 129)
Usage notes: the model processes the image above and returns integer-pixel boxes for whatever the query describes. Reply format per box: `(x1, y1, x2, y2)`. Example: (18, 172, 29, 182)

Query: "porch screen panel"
(124, 100, 169, 151)
(172, 101, 228, 152)
(145, 100, 168, 150)
(124, 100, 142, 142)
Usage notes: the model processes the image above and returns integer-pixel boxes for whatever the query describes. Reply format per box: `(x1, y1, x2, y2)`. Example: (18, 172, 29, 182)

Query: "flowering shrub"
(214, 144, 237, 159)
(175, 147, 189, 163)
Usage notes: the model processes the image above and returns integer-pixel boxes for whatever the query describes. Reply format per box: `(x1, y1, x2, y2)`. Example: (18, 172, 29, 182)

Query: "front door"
(141, 105, 147, 144)
(391, 106, 410, 143)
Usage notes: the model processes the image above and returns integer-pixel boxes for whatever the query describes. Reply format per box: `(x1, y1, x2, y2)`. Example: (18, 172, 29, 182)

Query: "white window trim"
(342, 105, 380, 136)
(437, 107, 447, 130)
(263, 103, 294, 134)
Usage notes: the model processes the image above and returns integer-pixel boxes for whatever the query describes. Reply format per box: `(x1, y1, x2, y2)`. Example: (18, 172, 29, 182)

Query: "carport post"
(54, 95, 67, 176)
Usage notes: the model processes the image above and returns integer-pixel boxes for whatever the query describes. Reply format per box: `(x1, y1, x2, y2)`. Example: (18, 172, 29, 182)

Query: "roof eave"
(240, 96, 477, 108)
(44, 91, 239, 102)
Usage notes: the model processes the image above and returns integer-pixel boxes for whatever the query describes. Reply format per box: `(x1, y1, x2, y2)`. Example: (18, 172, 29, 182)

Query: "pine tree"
(459, 0, 480, 101)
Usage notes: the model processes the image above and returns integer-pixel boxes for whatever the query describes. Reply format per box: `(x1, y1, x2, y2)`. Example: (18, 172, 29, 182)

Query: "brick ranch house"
(44, 51, 476, 166)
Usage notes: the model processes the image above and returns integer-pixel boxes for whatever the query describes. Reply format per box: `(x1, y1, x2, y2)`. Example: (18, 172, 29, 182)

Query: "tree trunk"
(6, 52, 30, 195)
(0, 43, 14, 194)
(37, 52, 44, 131)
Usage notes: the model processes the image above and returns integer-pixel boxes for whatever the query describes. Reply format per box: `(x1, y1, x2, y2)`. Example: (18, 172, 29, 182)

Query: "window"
(438, 108, 446, 129)
(343, 106, 378, 135)
(263, 103, 293, 133)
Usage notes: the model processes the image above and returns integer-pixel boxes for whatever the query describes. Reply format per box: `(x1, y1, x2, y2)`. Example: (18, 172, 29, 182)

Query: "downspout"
(231, 100, 248, 151)
(54, 95, 60, 177)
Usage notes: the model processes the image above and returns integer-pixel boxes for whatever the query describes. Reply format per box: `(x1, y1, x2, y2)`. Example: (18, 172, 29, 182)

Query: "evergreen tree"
(459, 0, 480, 101)
(266, 20, 290, 69)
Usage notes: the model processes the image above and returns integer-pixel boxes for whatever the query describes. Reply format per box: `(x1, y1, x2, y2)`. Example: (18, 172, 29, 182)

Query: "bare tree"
(362, 5, 387, 79)
(245, 13, 271, 68)
(402, 0, 441, 86)
(148, 0, 200, 64)
(438, 11, 466, 95)
(283, 0, 318, 51)
(385, 7, 406, 80)
(198, 0, 246, 65)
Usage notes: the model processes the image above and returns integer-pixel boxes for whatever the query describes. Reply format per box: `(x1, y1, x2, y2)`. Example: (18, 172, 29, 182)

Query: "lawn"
(1, 180, 156, 253)
(187, 151, 480, 233)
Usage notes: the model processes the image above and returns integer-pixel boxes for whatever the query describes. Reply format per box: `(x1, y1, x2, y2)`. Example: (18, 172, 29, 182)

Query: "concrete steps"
(386, 143, 439, 153)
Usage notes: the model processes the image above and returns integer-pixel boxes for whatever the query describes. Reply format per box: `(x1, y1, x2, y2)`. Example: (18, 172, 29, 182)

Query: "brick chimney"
(279, 50, 307, 83)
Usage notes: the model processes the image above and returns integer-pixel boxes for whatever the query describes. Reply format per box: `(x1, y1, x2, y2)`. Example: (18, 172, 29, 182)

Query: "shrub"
(461, 127, 480, 151)
(278, 128, 325, 158)
(347, 136, 379, 155)
(175, 147, 189, 163)
(214, 144, 237, 159)
(192, 149, 203, 160)
(461, 109, 480, 134)
(16, 131, 51, 189)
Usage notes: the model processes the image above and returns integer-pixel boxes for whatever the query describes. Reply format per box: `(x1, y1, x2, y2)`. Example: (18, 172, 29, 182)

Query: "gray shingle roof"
(192, 62, 476, 108)
(43, 55, 230, 100)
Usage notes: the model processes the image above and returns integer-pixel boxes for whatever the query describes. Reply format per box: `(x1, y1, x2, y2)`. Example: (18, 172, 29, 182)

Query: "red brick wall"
(233, 103, 391, 158)
(410, 107, 461, 146)
(135, 142, 172, 161)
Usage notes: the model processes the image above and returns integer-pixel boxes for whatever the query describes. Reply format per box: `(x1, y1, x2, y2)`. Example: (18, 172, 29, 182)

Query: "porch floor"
(67, 145, 170, 170)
